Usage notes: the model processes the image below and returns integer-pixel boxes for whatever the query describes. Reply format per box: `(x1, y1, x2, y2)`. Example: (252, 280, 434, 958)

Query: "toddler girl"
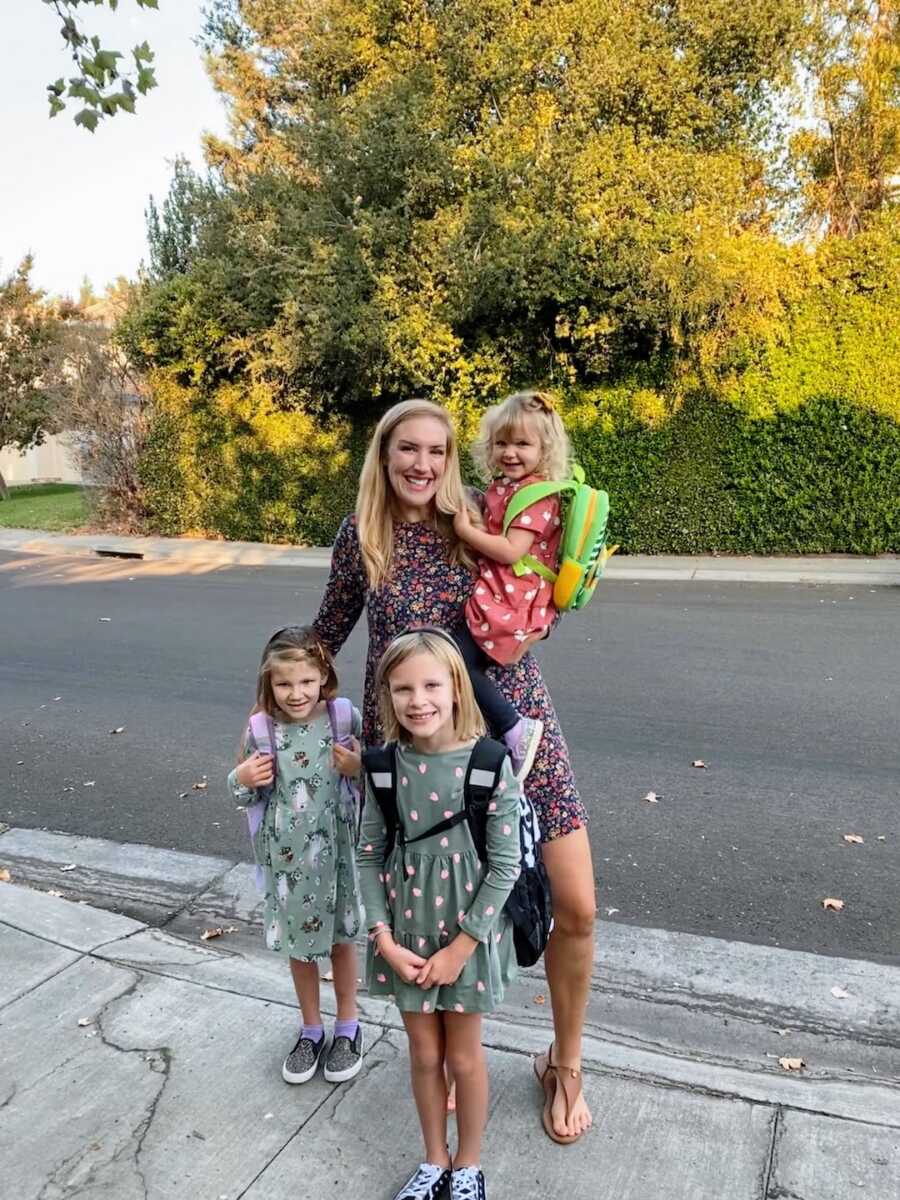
(228, 625, 365, 1086)
(358, 628, 522, 1200)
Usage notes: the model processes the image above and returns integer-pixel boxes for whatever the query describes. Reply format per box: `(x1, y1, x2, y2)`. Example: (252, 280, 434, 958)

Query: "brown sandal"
(533, 1044, 587, 1145)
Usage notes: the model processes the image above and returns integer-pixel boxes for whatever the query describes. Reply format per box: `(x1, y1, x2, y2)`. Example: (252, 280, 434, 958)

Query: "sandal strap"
(541, 1045, 583, 1122)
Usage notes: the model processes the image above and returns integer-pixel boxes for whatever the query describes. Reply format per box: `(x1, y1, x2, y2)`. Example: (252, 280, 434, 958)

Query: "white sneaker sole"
(516, 719, 544, 781)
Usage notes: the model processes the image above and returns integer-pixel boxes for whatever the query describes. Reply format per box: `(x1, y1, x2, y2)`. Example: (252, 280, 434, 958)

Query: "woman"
(313, 399, 596, 1143)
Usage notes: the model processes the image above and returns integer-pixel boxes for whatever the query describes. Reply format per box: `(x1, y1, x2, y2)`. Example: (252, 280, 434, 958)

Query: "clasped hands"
(376, 930, 478, 989)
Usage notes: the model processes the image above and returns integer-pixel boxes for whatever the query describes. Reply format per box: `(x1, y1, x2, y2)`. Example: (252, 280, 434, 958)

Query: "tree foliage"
(44, 0, 159, 131)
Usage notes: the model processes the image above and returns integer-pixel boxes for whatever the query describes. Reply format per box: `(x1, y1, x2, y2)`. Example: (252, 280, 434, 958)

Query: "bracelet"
(369, 926, 392, 943)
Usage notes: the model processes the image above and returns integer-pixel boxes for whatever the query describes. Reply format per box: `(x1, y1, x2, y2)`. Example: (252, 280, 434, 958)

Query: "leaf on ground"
(98, 617, 112, 622)
(109, 726, 126, 735)
(192, 777, 208, 791)
(877, 835, 886, 841)
(200, 927, 224, 940)
(643, 791, 659, 803)
(83, 781, 96, 788)
(778, 1057, 805, 1071)
(831, 986, 851, 1000)
(533, 993, 546, 1005)
(842, 834, 864, 845)
(16, 760, 24, 765)
(0, 868, 11, 883)
(691, 759, 707, 768)
(62, 786, 74, 792)
(178, 792, 190, 799)
(60, 863, 77, 872)
(53, 696, 62, 702)
(605, 907, 620, 916)
(0, 822, 9, 834)
(77, 1017, 93, 1027)
(47, 888, 63, 897)
(822, 897, 845, 911)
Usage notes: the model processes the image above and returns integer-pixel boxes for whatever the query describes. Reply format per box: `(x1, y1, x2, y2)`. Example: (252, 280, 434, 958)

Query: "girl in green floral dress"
(358, 629, 522, 1200)
(228, 626, 366, 1087)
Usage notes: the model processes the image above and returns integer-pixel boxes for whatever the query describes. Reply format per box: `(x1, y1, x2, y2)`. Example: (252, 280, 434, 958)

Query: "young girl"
(358, 628, 522, 1200)
(227, 626, 366, 1086)
(453, 388, 569, 683)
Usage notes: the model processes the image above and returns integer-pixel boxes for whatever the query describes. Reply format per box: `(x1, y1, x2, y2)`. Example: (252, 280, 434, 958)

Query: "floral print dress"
(357, 743, 521, 1013)
(313, 516, 587, 842)
(227, 708, 364, 961)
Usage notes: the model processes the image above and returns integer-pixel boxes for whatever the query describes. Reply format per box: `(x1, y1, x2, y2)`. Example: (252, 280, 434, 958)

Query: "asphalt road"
(1, 549, 897, 964)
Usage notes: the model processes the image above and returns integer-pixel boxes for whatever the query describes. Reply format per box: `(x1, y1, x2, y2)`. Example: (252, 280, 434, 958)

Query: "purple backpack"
(244, 698, 360, 890)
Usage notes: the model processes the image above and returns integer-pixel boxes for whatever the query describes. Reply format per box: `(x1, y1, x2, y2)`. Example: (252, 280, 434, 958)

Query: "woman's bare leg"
(402, 1012, 451, 1167)
(443, 1013, 487, 1168)
(540, 825, 597, 1137)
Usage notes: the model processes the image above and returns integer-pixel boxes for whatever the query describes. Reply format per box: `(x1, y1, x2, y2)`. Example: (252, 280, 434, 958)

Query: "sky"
(1, 1, 229, 299)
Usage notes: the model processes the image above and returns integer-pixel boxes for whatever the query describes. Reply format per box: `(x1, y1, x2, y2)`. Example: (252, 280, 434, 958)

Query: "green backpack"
(501, 465, 615, 611)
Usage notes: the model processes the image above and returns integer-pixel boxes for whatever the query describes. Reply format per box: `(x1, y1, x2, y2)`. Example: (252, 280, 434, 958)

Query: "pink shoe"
(503, 718, 544, 780)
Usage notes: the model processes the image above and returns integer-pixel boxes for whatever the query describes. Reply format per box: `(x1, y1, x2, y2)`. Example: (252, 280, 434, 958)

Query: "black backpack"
(362, 737, 553, 968)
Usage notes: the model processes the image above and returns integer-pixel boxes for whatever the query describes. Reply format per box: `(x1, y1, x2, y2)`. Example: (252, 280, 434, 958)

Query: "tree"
(791, 1, 900, 236)
(44, 0, 159, 132)
(145, 156, 219, 279)
(0, 259, 68, 499)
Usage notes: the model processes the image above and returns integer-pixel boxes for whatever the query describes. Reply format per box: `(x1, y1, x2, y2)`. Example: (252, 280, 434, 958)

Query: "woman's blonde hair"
(472, 390, 571, 482)
(356, 400, 472, 590)
(375, 628, 486, 744)
(255, 625, 338, 718)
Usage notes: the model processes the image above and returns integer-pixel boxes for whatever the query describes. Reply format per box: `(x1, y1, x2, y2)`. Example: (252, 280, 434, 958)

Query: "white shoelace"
(400, 1163, 447, 1199)
(451, 1166, 483, 1200)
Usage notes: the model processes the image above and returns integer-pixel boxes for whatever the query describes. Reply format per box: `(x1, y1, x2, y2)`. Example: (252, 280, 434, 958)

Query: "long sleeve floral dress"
(357, 743, 521, 1013)
(227, 708, 364, 962)
(313, 516, 587, 842)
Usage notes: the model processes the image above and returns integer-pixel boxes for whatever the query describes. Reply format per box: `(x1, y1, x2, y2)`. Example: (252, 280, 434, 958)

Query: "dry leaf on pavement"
(77, 1017, 93, 1027)
(200, 927, 224, 940)
(0, 868, 11, 883)
(98, 617, 112, 622)
(533, 994, 546, 1005)
(691, 759, 707, 768)
(47, 889, 63, 897)
(109, 726, 126, 735)
(831, 986, 851, 1000)
(778, 1057, 805, 1071)
(192, 778, 208, 791)
(822, 898, 845, 911)
(842, 834, 864, 844)
(643, 791, 659, 803)
(60, 864, 77, 873)
(83, 781, 96, 787)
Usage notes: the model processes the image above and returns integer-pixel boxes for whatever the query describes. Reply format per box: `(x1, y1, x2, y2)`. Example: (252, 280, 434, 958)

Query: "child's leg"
(330, 941, 358, 1022)
(454, 625, 519, 735)
(443, 1013, 488, 1169)
(402, 1012, 452, 1168)
(289, 956, 322, 1026)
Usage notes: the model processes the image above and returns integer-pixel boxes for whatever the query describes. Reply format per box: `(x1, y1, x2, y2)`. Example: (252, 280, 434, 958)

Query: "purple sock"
(334, 1019, 359, 1040)
(301, 1024, 324, 1043)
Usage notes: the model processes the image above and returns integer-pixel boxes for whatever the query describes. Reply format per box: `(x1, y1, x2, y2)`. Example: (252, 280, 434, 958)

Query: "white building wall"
(0, 434, 83, 485)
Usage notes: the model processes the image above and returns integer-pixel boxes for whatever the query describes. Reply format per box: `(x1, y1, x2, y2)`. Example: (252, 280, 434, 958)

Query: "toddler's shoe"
(392, 1163, 452, 1200)
(282, 1031, 326, 1084)
(450, 1166, 486, 1200)
(323, 1025, 364, 1082)
(503, 716, 544, 780)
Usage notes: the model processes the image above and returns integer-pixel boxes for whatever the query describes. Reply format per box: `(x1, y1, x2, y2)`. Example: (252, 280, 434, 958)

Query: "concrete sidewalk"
(2, 524, 899, 585)
(2, 827, 899, 1199)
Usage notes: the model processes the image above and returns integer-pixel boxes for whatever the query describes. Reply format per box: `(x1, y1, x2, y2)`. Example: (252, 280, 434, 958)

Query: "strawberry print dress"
(464, 475, 562, 666)
(357, 743, 521, 1013)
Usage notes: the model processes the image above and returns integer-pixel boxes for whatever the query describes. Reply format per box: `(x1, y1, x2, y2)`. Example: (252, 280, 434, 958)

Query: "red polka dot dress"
(464, 475, 562, 666)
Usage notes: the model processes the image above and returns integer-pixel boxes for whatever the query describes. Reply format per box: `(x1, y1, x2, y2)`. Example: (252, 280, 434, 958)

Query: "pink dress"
(464, 475, 562, 666)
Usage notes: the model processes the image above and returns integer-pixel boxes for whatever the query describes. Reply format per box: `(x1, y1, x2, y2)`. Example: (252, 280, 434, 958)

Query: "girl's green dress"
(357, 741, 521, 1014)
(228, 706, 364, 962)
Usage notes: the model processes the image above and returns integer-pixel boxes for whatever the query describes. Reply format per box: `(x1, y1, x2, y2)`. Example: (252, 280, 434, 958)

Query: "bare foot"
(535, 1049, 593, 1140)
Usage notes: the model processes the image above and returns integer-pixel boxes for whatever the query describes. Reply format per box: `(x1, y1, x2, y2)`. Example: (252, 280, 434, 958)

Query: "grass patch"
(0, 483, 87, 531)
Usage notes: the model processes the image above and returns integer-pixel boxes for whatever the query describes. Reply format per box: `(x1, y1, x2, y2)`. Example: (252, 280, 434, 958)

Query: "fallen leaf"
(53, 696, 62, 702)
(533, 993, 547, 1005)
(223, 926, 238, 934)
(605, 907, 620, 916)
(831, 986, 851, 1000)
(774, 1029, 790, 1037)
(109, 726, 126, 735)
(842, 834, 864, 845)
(178, 792, 189, 799)
(77, 1017, 93, 1027)
(98, 616, 111, 622)
(83, 781, 96, 788)
(60, 864, 77, 873)
(778, 1057, 805, 1071)
(822, 898, 845, 911)
(0, 822, 7, 834)
(192, 778, 208, 791)
(200, 927, 224, 940)
(62, 786, 74, 792)
(263, 1112, 274, 1120)
(691, 759, 707, 768)
(47, 889, 63, 897)
(643, 791, 659, 803)
(16, 760, 24, 765)
(877, 835, 886, 841)
(0, 868, 11, 883)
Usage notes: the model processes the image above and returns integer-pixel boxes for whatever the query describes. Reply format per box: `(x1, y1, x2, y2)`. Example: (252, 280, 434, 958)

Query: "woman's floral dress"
(313, 516, 586, 842)
(227, 708, 364, 961)
(357, 743, 521, 1013)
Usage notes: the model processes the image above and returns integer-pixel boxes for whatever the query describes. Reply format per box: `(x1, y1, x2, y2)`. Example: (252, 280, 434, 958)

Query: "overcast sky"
(2, 2, 229, 298)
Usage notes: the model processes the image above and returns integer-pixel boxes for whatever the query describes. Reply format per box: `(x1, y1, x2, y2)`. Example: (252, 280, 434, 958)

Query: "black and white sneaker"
(323, 1025, 364, 1082)
(391, 1163, 452, 1200)
(450, 1166, 486, 1200)
(282, 1032, 326, 1084)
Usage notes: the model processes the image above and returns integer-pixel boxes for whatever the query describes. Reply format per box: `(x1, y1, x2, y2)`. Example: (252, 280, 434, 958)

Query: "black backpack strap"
(362, 743, 399, 856)
(463, 737, 509, 863)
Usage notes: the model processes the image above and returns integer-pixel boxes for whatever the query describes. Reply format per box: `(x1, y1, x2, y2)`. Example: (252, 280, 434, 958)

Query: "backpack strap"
(463, 737, 509, 863)
(362, 743, 400, 856)
(327, 697, 355, 747)
(502, 472, 582, 582)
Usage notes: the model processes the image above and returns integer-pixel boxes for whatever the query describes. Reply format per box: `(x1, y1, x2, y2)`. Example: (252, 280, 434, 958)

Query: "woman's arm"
(312, 515, 367, 657)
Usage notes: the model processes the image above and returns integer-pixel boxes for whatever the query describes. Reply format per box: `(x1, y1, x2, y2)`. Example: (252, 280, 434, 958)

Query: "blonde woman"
(313, 399, 595, 1143)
